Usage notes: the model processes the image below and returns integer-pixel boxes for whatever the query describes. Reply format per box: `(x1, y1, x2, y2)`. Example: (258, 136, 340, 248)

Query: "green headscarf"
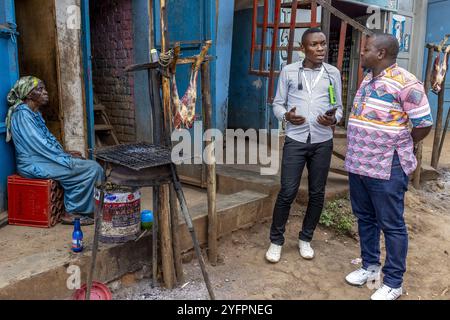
(5, 76, 41, 142)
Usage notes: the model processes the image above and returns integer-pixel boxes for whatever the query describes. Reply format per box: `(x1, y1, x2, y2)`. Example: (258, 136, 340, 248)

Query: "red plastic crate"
(7, 175, 63, 228)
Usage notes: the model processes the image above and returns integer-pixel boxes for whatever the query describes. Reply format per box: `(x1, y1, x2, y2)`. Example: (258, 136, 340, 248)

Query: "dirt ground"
(114, 168, 450, 300)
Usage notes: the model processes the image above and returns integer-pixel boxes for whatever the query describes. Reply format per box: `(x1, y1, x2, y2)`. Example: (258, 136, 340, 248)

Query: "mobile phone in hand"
(325, 107, 338, 117)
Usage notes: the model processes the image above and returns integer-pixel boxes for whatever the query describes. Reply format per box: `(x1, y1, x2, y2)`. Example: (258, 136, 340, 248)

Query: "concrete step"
(177, 189, 268, 252)
(216, 164, 349, 207)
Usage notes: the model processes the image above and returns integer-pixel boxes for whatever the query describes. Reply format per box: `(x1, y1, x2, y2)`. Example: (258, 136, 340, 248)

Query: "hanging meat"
(431, 48, 450, 94)
(431, 36, 450, 95)
(170, 40, 212, 129)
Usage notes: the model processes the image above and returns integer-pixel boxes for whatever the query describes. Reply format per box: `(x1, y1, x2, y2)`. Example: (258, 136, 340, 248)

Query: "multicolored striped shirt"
(345, 64, 433, 180)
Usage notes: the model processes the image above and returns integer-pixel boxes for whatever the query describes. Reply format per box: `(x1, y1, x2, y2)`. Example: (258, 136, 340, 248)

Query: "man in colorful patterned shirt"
(344, 33, 433, 300)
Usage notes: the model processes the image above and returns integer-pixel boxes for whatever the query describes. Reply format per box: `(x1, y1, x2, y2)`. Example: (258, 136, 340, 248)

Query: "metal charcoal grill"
(94, 142, 172, 171)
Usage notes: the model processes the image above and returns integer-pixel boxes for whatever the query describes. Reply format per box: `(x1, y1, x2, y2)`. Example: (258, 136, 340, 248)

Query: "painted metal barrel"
(94, 188, 141, 243)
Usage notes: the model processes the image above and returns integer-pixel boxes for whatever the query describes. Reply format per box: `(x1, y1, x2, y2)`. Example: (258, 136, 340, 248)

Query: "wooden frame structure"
(249, 0, 373, 103)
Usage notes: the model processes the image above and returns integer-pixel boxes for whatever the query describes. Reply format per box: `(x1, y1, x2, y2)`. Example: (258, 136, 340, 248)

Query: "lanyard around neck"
(301, 66, 325, 94)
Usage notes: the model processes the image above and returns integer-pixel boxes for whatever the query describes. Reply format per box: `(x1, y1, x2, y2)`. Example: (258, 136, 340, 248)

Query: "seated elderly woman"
(5, 76, 104, 225)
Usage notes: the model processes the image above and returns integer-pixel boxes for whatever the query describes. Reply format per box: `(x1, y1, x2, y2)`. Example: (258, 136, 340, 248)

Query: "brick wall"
(91, 0, 136, 143)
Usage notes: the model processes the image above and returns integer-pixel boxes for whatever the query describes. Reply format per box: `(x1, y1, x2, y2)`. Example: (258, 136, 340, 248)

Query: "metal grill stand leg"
(86, 187, 105, 300)
(170, 164, 215, 300)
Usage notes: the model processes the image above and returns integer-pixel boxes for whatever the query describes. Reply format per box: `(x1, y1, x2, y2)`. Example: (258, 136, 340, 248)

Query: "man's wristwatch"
(282, 112, 288, 123)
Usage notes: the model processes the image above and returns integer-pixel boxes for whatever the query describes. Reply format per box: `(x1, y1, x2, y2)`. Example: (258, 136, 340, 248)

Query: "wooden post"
(431, 53, 449, 169)
(201, 61, 217, 265)
(170, 184, 184, 284)
(167, 42, 184, 285)
(413, 46, 435, 188)
(152, 186, 159, 287)
(357, 34, 367, 87)
(158, 184, 175, 288)
(287, 0, 298, 65)
(159, 0, 176, 288)
(321, 0, 331, 63)
(337, 21, 348, 72)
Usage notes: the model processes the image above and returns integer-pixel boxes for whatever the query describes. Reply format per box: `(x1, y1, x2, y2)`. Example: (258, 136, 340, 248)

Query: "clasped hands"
(284, 107, 336, 127)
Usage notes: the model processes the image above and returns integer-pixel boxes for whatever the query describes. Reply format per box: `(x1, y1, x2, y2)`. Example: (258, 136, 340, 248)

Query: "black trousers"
(270, 135, 333, 245)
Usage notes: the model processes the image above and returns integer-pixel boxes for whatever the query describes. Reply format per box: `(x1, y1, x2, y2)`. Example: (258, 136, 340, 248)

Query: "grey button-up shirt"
(272, 61, 343, 144)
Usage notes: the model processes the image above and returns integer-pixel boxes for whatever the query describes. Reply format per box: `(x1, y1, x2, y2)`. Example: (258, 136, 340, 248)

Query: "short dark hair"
(301, 27, 324, 45)
(370, 32, 400, 59)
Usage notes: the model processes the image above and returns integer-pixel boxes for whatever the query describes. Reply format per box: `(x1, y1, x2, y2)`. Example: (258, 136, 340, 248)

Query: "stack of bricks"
(91, 0, 136, 143)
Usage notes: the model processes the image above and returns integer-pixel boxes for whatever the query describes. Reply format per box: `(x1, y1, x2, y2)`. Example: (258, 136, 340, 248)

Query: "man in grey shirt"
(266, 28, 343, 263)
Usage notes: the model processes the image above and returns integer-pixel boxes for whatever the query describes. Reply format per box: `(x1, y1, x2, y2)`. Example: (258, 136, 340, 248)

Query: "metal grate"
(94, 142, 173, 171)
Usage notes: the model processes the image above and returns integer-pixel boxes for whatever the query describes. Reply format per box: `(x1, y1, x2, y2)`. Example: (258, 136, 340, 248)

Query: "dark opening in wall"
(90, 0, 136, 143)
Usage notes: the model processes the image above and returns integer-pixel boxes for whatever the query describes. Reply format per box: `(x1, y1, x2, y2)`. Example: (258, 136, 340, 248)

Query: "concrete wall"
(55, 0, 88, 154)
(91, 0, 136, 143)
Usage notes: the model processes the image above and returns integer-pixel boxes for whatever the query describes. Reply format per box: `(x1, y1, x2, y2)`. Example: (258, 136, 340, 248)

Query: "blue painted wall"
(0, 0, 18, 211)
(425, 0, 450, 128)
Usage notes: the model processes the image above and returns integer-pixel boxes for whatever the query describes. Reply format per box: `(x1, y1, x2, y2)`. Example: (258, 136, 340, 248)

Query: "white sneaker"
(371, 284, 403, 300)
(265, 243, 282, 263)
(299, 240, 314, 260)
(345, 267, 381, 286)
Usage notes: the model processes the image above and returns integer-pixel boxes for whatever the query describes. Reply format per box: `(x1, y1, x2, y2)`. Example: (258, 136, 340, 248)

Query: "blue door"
(425, 0, 450, 128)
(153, 0, 216, 129)
(0, 0, 18, 211)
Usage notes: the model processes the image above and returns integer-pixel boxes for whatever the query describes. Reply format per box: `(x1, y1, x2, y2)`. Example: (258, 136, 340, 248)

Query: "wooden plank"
(431, 52, 449, 169)
(311, 0, 318, 27)
(268, 0, 282, 103)
(254, 45, 303, 51)
(159, 0, 176, 289)
(201, 61, 218, 265)
(316, 0, 373, 36)
(152, 186, 159, 287)
(260, 0, 269, 73)
(170, 184, 183, 284)
(321, 0, 332, 62)
(414, 46, 435, 188)
(94, 124, 114, 132)
(357, 35, 367, 87)
(250, 0, 258, 72)
(337, 21, 348, 72)
(159, 184, 175, 289)
(281, 0, 312, 8)
(287, 0, 299, 65)
(125, 56, 214, 72)
(257, 22, 313, 29)
(249, 69, 280, 77)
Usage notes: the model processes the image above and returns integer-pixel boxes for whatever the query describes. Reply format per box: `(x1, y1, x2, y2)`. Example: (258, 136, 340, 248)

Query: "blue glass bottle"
(72, 218, 84, 253)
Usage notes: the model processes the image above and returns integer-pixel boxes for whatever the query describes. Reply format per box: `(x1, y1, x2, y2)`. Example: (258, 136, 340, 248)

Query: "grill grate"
(94, 142, 173, 171)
